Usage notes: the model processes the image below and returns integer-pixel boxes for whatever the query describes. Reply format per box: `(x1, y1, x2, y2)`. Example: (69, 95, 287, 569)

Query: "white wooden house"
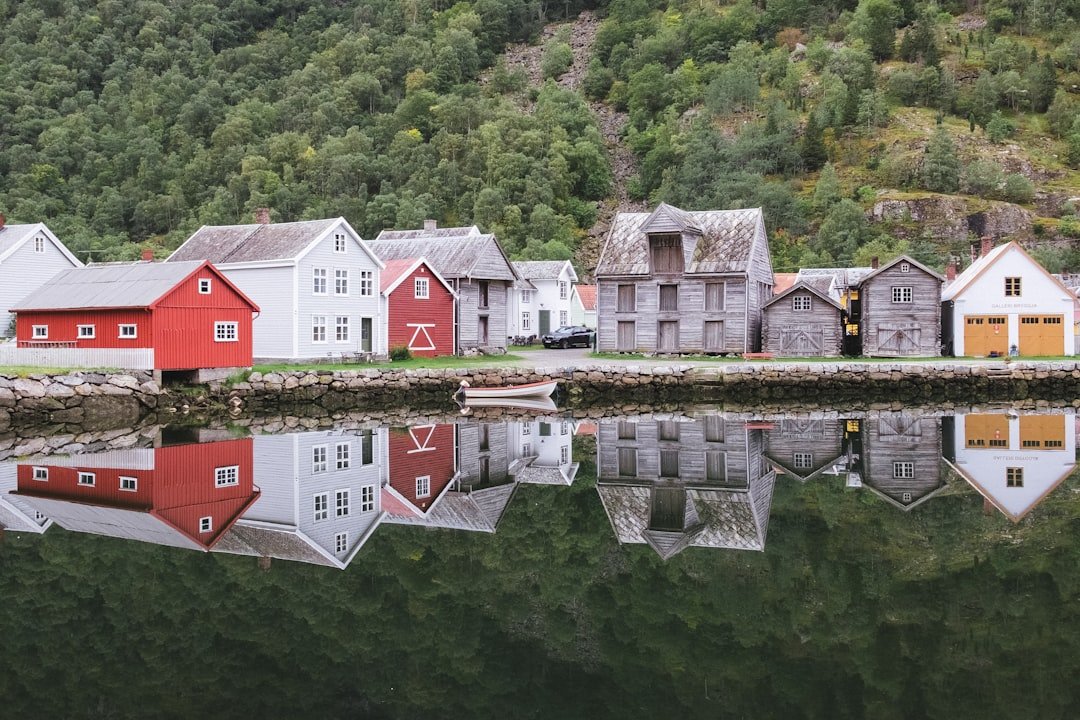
(507, 261, 578, 339)
(167, 213, 385, 360)
(942, 240, 1075, 357)
(571, 284, 596, 329)
(510, 419, 580, 486)
(0, 461, 53, 534)
(0, 218, 83, 337)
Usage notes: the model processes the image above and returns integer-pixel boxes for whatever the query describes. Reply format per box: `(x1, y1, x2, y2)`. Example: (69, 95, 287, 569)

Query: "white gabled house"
(507, 260, 579, 339)
(0, 216, 83, 337)
(942, 239, 1075, 357)
(167, 211, 385, 360)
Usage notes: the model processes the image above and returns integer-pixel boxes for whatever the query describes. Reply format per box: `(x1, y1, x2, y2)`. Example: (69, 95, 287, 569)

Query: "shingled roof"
(11, 260, 222, 310)
(376, 225, 481, 240)
(513, 260, 576, 282)
(368, 232, 517, 281)
(596, 205, 767, 276)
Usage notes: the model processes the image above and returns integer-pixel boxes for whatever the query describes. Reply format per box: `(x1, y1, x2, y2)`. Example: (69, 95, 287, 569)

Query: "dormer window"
(649, 234, 684, 274)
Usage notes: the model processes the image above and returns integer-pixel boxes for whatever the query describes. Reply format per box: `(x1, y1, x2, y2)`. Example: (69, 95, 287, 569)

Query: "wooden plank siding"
(764, 419, 846, 480)
(762, 290, 844, 356)
(860, 264, 942, 357)
(456, 280, 509, 352)
(861, 416, 944, 509)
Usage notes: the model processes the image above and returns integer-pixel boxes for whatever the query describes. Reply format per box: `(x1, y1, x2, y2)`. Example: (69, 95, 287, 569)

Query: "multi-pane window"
(617, 284, 636, 312)
(77, 472, 95, 487)
(415, 278, 429, 299)
(560, 446, 569, 464)
(522, 442, 532, 456)
(313, 268, 328, 294)
(335, 269, 349, 296)
(521, 290, 532, 304)
(359, 271, 373, 296)
(1006, 468, 1024, 487)
(312, 445, 328, 473)
(899, 262, 910, 273)
(522, 423, 532, 436)
(77, 325, 95, 338)
(214, 322, 238, 342)
(335, 489, 350, 517)
(120, 476, 138, 491)
(335, 532, 348, 553)
(361, 430, 374, 465)
(335, 442, 351, 469)
(119, 324, 137, 338)
(1004, 277, 1021, 297)
(34, 237, 44, 253)
(561, 422, 569, 435)
(312, 316, 327, 343)
(560, 310, 568, 326)
(215, 466, 239, 487)
(793, 453, 813, 469)
(198, 278, 212, 294)
(559, 281, 568, 299)
(416, 475, 431, 498)
(32, 467, 48, 481)
(313, 493, 328, 521)
(522, 312, 531, 331)
(793, 295, 812, 311)
(199, 516, 212, 533)
(334, 233, 347, 253)
(32, 325, 48, 339)
(335, 316, 350, 342)
(891, 287, 913, 303)
(360, 485, 375, 512)
(893, 461, 914, 479)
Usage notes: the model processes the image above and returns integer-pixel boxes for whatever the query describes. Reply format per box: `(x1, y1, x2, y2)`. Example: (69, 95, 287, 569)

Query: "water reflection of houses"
(849, 414, 946, 511)
(764, 418, 847, 482)
(944, 411, 1076, 522)
(595, 415, 776, 559)
(511, 419, 579, 486)
(11, 435, 259, 551)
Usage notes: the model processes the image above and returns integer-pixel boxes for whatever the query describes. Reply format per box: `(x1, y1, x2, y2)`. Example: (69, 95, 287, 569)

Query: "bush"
(986, 112, 1015, 144)
(389, 345, 412, 361)
(541, 40, 574, 79)
(963, 158, 1004, 196)
(1002, 174, 1034, 204)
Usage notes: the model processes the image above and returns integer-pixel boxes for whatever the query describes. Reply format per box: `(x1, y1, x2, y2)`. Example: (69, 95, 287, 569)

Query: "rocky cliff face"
(869, 194, 1041, 243)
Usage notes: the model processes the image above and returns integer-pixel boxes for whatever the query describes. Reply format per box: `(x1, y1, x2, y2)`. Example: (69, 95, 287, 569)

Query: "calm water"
(1, 408, 1078, 719)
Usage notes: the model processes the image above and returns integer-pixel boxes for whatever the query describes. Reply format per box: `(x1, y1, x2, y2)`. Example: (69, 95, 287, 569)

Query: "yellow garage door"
(1019, 415, 1066, 450)
(965, 414, 1009, 449)
(964, 316, 1008, 357)
(1018, 315, 1063, 356)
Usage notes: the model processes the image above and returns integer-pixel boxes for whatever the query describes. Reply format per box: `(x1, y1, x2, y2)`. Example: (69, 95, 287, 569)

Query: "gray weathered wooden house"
(594, 204, 773, 354)
(856, 256, 943, 357)
(854, 414, 946, 511)
(370, 224, 519, 353)
(761, 279, 844, 356)
(764, 418, 848, 482)
(595, 414, 776, 559)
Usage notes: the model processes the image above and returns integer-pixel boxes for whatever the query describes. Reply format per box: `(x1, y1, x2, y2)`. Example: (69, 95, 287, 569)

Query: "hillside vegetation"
(0, 0, 1078, 274)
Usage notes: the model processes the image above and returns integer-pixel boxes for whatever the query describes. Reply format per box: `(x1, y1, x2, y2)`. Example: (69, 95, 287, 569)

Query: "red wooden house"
(10, 259, 259, 375)
(379, 257, 456, 357)
(382, 424, 458, 518)
(14, 438, 259, 551)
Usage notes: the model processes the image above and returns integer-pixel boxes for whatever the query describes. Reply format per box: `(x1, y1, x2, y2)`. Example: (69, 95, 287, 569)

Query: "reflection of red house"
(379, 258, 456, 357)
(14, 438, 258, 551)
(383, 424, 457, 517)
(12, 260, 259, 371)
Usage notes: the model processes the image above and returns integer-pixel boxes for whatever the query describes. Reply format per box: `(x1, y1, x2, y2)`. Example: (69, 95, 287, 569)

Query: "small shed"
(761, 279, 844, 356)
(9, 260, 258, 377)
(859, 255, 943, 357)
(379, 257, 456, 357)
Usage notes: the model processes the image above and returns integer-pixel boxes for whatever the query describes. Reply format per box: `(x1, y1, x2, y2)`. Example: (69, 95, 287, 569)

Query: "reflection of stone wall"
(1, 371, 158, 432)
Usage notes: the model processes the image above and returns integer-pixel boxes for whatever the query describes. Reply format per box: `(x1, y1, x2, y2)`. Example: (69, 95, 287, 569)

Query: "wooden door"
(705, 451, 727, 482)
(657, 321, 679, 352)
(875, 324, 921, 355)
(478, 316, 489, 344)
(361, 318, 373, 352)
(659, 449, 680, 478)
(617, 321, 636, 351)
(779, 328, 824, 356)
(703, 321, 724, 352)
(617, 447, 637, 476)
(1019, 414, 1066, 450)
(964, 316, 1008, 357)
(1019, 315, 1063, 356)
(539, 310, 551, 335)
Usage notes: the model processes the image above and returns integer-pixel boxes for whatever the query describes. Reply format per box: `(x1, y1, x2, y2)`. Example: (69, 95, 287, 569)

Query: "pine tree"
(800, 112, 828, 171)
(1027, 54, 1057, 113)
(813, 162, 841, 210)
(922, 127, 960, 193)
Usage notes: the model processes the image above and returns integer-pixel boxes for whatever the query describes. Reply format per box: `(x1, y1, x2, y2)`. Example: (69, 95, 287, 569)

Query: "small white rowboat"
(456, 379, 558, 400)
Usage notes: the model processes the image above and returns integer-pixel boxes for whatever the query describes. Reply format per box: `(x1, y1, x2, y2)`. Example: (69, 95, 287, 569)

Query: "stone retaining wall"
(0, 371, 159, 433)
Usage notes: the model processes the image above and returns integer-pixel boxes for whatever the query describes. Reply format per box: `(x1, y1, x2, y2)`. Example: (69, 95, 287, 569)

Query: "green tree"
(921, 127, 960, 193)
(848, 0, 900, 61)
(800, 111, 828, 171)
(541, 37, 574, 80)
(814, 198, 870, 262)
(986, 112, 1015, 143)
(1026, 54, 1057, 113)
(813, 162, 841, 210)
(1003, 173, 1034, 203)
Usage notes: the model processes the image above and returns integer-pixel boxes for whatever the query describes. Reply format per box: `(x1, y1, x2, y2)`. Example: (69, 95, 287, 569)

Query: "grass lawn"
(254, 354, 526, 373)
(0, 366, 109, 376)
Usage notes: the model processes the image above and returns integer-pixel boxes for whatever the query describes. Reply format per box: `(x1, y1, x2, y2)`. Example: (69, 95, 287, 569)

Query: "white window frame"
(119, 475, 138, 492)
(313, 492, 329, 521)
(312, 316, 327, 344)
(32, 325, 48, 339)
(522, 312, 531, 331)
(118, 324, 137, 339)
(891, 287, 913, 304)
(559, 281, 568, 300)
(335, 316, 350, 343)
(521, 289, 532, 304)
(312, 445, 328, 473)
(560, 445, 569, 464)
(793, 452, 813, 469)
(359, 270, 374, 297)
(561, 422, 569, 435)
(415, 277, 429, 299)
(893, 461, 914, 479)
(360, 485, 375, 512)
(335, 489, 350, 517)
(560, 310, 568, 326)
(333, 233, 347, 254)
(522, 442, 532, 456)
(77, 325, 95, 339)
(416, 475, 431, 498)
(198, 278, 212, 294)
(34, 236, 45, 253)
(32, 467, 48, 481)
(335, 269, 349, 296)
(199, 516, 213, 533)
(899, 262, 910, 273)
(77, 471, 95, 487)
(793, 296, 812, 311)
(313, 267, 328, 295)
(214, 322, 238, 343)
(335, 532, 348, 553)
(335, 441, 351, 469)
(215, 465, 239, 488)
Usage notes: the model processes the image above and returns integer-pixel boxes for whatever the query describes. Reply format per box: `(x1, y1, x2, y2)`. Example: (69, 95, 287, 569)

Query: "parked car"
(542, 326, 595, 349)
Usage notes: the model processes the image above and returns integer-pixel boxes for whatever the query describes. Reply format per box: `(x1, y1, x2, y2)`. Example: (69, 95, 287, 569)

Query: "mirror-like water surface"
(2, 408, 1078, 719)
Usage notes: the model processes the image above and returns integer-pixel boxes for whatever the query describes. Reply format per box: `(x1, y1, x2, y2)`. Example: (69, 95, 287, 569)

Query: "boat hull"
(459, 380, 558, 399)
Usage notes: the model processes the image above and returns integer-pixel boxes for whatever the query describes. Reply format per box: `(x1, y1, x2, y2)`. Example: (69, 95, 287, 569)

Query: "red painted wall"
(17, 463, 153, 508)
(388, 424, 456, 512)
(387, 263, 455, 357)
(16, 309, 153, 348)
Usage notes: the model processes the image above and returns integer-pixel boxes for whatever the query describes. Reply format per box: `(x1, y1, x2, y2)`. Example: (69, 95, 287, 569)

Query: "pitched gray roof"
(12, 261, 204, 310)
(763, 279, 843, 311)
(795, 267, 872, 288)
(368, 234, 517, 281)
(384, 484, 517, 532)
(596, 206, 766, 276)
(513, 261, 568, 281)
(217, 524, 339, 568)
(168, 219, 340, 263)
(376, 225, 481, 240)
(0, 224, 39, 258)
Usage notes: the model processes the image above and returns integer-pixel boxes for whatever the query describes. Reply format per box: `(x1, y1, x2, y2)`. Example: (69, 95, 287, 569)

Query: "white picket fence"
(0, 344, 154, 370)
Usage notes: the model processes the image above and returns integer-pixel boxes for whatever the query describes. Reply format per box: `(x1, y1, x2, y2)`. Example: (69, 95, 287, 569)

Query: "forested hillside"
(0, 0, 1077, 273)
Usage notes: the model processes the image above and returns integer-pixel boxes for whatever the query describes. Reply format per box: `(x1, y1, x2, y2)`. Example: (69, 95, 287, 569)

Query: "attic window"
(1006, 468, 1023, 487)
(198, 278, 211, 294)
(793, 295, 812, 311)
(793, 453, 813, 469)
(1005, 277, 1022, 297)
(334, 233, 347, 253)
(199, 516, 213, 533)
(34, 237, 44, 253)
(900, 262, 910, 273)
(649, 234, 684, 274)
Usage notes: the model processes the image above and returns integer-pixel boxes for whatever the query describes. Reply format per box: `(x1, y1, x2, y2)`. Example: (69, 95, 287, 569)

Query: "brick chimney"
(946, 257, 957, 282)
(871, 256, 879, 270)
(0, 212, 6, 230)
(254, 207, 271, 225)
(141, 248, 154, 262)
(424, 218, 437, 231)
(980, 236, 993, 257)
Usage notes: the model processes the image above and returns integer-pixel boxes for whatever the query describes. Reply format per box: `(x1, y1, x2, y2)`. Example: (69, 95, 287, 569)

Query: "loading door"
(964, 316, 1008, 357)
(1018, 414, 1066, 450)
(1018, 315, 1063, 356)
